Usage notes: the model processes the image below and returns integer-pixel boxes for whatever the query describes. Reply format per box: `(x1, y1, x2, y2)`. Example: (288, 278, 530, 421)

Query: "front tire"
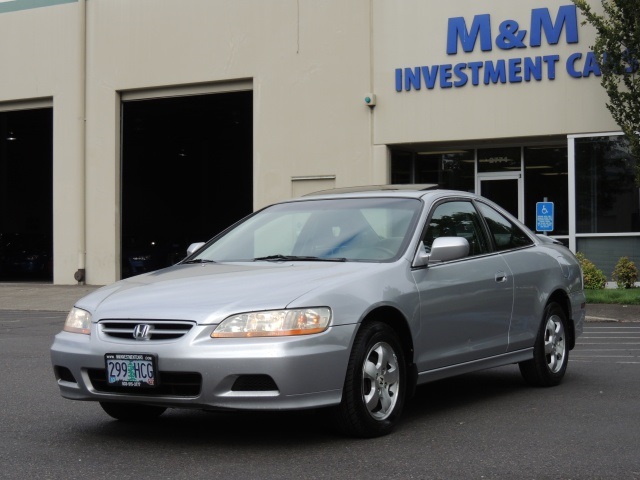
(332, 321, 405, 438)
(519, 302, 569, 387)
(99, 402, 166, 421)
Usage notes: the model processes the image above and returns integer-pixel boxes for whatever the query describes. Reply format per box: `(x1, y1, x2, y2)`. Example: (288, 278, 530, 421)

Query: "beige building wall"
(82, 0, 374, 285)
(0, 2, 85, 286)
(2, 0, 375, 285)
(0, 1, 621, 285)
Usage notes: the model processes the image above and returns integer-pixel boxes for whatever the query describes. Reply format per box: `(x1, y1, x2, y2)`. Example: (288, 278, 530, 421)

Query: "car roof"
(300, 185, 475, 201)
(303, 184, 438, 196)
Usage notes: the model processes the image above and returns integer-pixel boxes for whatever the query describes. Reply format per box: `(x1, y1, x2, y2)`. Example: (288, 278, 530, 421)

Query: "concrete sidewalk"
(0, 283, 100, 313)
(0, 282, 638, 321)
(582, 303, 639, 323)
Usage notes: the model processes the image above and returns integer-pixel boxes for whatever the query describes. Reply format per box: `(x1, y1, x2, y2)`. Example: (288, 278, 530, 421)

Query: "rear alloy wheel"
(99, 402, 166, 421)
(519, 302, 569, 387)
(333, 321, 405, 437)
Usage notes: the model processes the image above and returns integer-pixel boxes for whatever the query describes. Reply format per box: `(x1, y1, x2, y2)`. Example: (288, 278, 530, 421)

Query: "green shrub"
(585, 288, 640, 305)
(576, 252, 606, 290)
(612, 256, 638, 289)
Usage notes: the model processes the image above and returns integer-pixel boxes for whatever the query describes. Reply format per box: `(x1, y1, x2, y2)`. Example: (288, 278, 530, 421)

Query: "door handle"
(495, 271, 507, 283)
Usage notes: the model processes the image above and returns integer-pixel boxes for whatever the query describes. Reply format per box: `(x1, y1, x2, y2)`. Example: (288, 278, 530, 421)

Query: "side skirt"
(416, 348, 533, 385)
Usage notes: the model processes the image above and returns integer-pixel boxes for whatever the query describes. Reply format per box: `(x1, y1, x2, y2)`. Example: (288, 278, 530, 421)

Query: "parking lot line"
(572, 324, 640, 364)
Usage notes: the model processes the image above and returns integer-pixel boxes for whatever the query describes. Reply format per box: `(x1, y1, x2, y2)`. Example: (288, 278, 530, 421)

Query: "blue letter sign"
(396, 5, 591, 92)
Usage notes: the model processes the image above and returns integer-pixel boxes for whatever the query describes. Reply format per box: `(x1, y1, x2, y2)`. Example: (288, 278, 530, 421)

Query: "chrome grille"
(99, 320, 194, 341)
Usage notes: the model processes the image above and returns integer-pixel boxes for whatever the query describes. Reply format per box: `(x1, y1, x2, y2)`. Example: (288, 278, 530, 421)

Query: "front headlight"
(63, 307, 92, 335)
(211, 307, 331, 338)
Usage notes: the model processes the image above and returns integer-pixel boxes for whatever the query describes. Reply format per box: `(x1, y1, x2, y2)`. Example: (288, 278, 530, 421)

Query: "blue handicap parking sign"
(536, 202, 554, 232)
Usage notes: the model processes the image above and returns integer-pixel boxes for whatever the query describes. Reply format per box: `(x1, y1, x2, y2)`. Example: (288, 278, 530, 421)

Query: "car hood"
(76, 261, 384, 324)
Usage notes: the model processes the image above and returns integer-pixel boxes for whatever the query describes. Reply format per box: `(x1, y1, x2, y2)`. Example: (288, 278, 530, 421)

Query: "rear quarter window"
(477, 202, 533, 251)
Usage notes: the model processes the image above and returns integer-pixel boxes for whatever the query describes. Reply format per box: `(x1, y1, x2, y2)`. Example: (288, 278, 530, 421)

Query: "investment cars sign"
(395, 4, 601, 91)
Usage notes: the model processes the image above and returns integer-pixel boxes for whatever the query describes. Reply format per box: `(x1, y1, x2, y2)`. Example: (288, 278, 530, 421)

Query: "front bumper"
(51, 322, 357, 411)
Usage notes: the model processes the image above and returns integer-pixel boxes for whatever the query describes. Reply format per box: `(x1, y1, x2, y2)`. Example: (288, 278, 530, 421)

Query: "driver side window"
(423, 201, 490, 257)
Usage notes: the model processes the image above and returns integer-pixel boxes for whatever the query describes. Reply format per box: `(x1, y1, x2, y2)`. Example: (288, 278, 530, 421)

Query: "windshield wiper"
(183, 258, 216, 264)
(253, 254, 347, 262)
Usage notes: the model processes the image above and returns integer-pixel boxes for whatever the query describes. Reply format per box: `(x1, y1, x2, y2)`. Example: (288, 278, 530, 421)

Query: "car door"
(411, 199, 514, 372)
(474, 200, 539, 351)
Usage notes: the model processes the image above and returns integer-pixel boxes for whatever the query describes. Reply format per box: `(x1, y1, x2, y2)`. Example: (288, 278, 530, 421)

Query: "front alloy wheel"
(362, 341, 401, 421)
(332, 321, 405, 437)
(519, 302, 569, 387)
(543, 315, 566, 374)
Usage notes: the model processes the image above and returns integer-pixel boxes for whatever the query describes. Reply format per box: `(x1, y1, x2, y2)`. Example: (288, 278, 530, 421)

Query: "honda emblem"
(132, 324, 152, 340)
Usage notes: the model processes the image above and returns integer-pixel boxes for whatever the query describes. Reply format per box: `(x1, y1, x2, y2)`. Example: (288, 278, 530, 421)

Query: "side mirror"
(186, 242, 206, 257)
(412, 237, 469, 267)
(429, 236, 469, 262)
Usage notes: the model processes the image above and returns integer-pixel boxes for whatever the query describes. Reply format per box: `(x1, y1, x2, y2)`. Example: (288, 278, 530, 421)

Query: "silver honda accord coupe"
(51, 186, 585, 437)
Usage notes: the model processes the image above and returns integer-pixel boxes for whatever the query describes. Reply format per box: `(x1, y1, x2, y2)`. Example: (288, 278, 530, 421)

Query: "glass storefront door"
(390, 143, 567, 229)
(478, 175, 523, 221)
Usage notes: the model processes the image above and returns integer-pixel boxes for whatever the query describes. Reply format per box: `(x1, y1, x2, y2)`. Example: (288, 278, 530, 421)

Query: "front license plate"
(105, 353, 157, 388)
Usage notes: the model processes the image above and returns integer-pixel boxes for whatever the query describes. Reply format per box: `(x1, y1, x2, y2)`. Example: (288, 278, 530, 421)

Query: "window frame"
(418, 198, 492, 261)
(475, 200, 535, 253)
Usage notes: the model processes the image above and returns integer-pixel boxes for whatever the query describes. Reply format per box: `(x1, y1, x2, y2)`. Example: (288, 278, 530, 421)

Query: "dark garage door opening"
(121, 91, 253, 279)
(0, 108, 53, 282)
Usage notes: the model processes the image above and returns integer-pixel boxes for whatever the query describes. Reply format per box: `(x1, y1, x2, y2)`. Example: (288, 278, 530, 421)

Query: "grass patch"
(585, 288, 640, 305)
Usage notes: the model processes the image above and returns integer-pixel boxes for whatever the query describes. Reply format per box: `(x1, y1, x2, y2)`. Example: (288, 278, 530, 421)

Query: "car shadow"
(87, 407, 338, 446)
(76, 365, 534, 446)
(403, 365, 528, 420)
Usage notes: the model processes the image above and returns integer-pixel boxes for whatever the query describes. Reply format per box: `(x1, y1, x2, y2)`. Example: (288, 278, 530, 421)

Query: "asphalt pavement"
(0, 282, 638, 321)
(2, 313, 639, 479)
(1, 284, 638, 478)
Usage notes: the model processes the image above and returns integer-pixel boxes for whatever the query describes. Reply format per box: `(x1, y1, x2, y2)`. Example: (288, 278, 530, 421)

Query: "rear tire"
(332, 321, 405, 438)
(99, 402, 166, 421)
(519, 302, 569, 387)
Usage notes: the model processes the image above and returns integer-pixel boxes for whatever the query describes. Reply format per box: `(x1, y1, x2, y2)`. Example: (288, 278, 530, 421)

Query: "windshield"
(190, 197, 422, 262)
